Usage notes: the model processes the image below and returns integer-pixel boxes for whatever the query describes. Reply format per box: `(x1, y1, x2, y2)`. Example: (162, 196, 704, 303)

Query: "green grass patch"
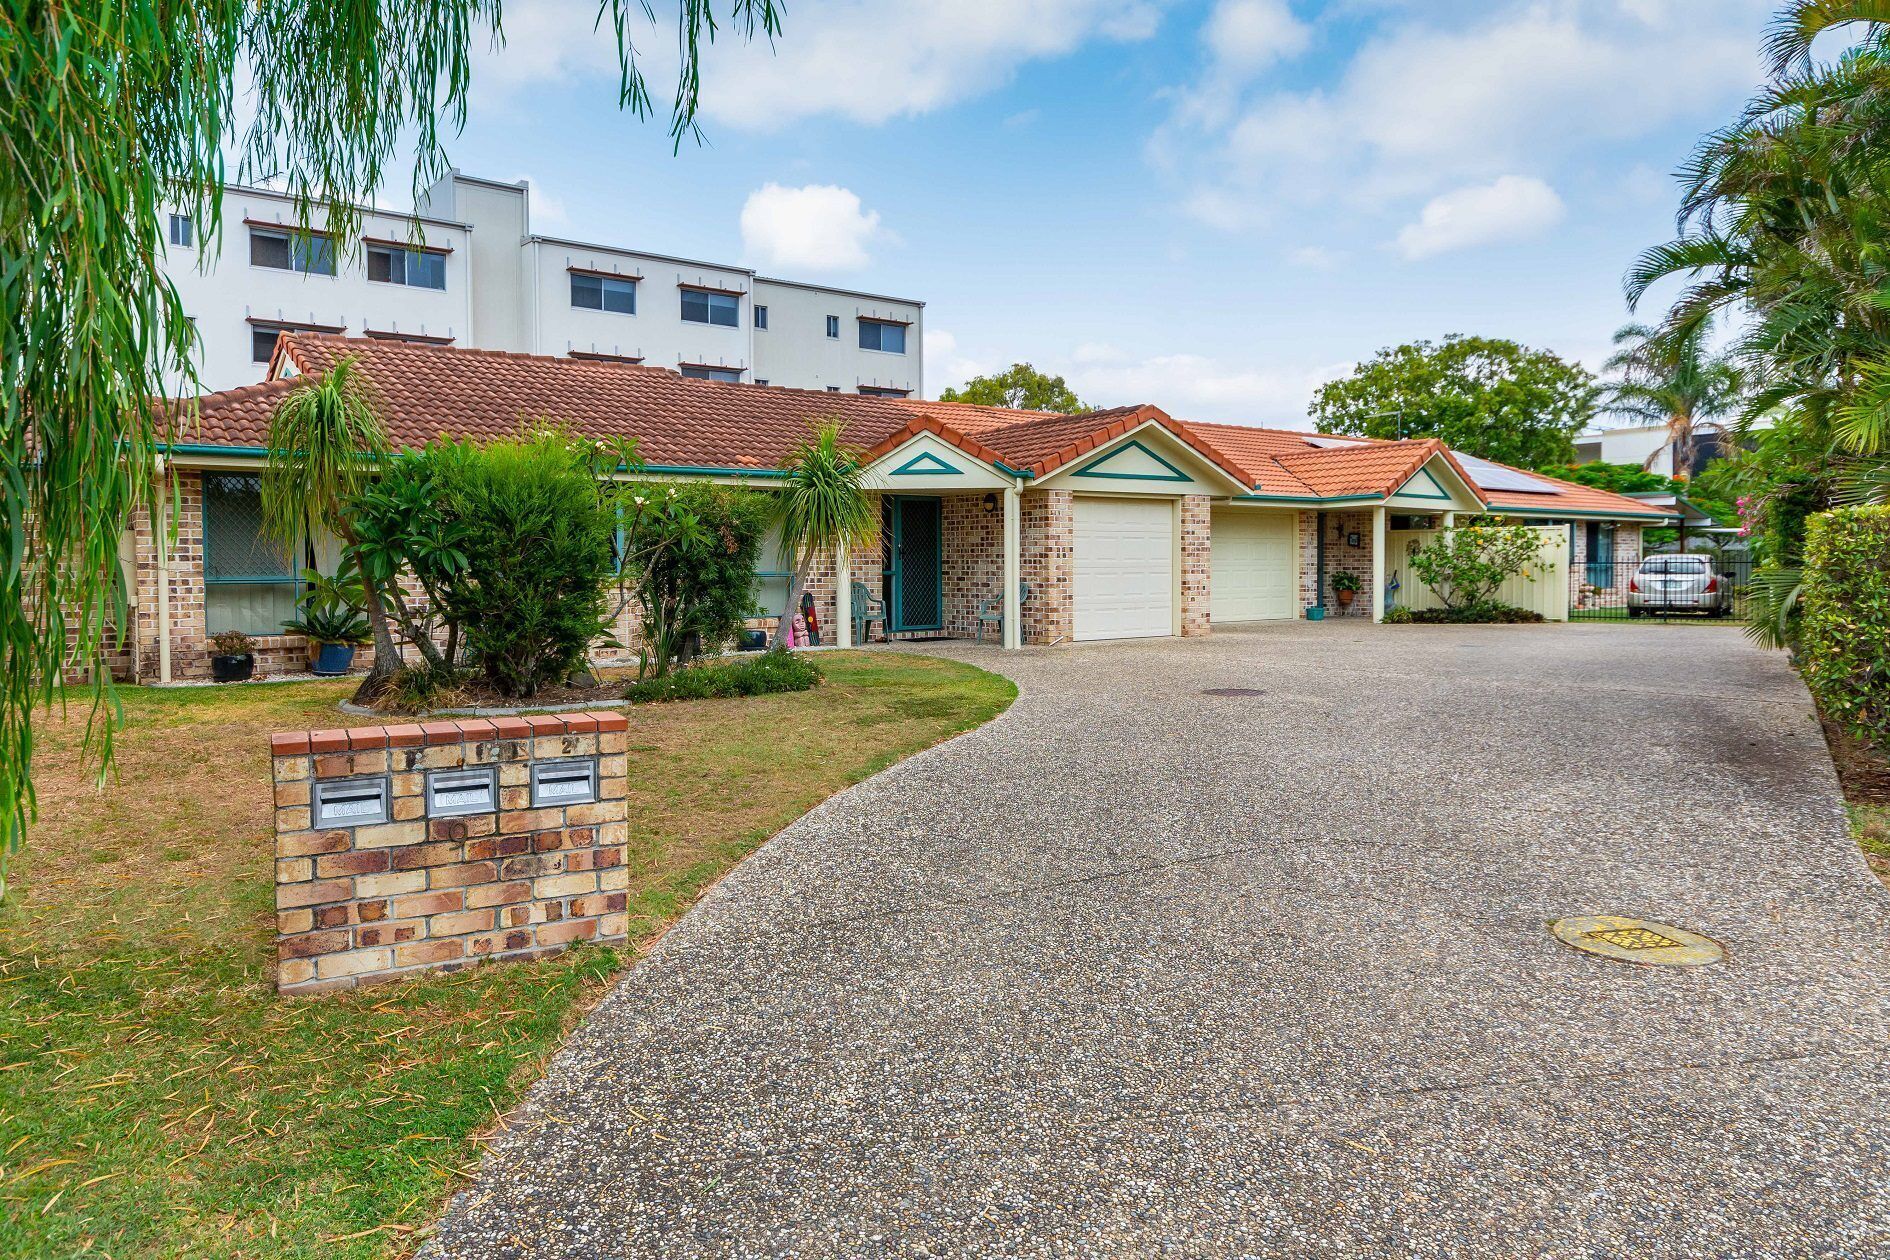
(0, 652, 1013, 1257)
(1851, 804, 1890, 857)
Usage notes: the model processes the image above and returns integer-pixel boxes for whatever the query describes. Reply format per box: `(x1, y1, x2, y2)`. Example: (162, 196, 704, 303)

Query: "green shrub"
(426, 434, 616, 698)
(1407, 523, 1542, 611)
(378, 662, 468, 714)
(1385, 602, 1543, 625)
(623, 650, 822, 704)
(619, 482, 770, 678)
(1801, 507, 1890, 751)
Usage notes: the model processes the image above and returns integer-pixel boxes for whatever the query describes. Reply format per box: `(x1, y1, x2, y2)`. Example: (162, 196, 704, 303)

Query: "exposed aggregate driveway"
(424, 622, 1890, 1258)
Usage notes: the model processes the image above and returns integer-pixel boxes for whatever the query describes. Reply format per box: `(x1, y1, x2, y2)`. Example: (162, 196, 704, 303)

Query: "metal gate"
(1568, 551, 1753, 621)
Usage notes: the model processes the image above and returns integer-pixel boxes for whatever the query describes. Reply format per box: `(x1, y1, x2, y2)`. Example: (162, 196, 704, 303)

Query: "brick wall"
(1296, 511, 1319, 615)
(1322, 510, 1376, 616)
(269, 711, 629, 995)
(1181, 495, 1212, 637)
(1020, 489, 1074, 645)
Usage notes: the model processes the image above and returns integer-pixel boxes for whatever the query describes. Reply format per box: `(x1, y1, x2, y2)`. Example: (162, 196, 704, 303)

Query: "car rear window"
(1641, 555, 1711, 573)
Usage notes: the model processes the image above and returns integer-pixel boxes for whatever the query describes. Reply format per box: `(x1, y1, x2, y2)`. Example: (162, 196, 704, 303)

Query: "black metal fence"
(1568, 551, 1754, 622)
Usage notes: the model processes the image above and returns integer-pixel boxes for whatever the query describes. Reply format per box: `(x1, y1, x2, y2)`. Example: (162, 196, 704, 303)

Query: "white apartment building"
(1574, 417, 1770, 478)
(159, 171, 923, 398)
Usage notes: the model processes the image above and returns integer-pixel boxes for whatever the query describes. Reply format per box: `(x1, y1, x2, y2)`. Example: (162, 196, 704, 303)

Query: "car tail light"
(1628, 577, 1639, 592)
(1704, 576, 1718, 593)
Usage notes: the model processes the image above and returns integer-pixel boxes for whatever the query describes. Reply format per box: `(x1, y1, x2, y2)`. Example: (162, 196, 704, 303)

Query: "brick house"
(123, 334, 1674, 681)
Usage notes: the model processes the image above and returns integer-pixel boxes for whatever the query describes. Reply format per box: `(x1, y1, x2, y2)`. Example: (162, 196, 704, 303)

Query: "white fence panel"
(1387, 526, 1569, 621)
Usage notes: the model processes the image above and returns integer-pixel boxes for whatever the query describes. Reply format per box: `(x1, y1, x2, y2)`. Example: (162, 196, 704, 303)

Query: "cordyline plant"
(775, 423, 878, 647)
(1407, 523, 1543, 612)
(0, 1, 782, 890)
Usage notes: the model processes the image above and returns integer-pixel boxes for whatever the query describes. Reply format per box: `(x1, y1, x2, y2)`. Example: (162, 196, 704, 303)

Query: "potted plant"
(282, 567, 372, 676)
(208, 631, 256, 682)
(1329, 570, 1361, 610)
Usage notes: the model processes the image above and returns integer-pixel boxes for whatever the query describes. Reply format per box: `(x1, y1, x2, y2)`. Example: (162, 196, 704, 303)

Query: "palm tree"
(774, 423, 878, 647)
(261, 357, 403, 699)
(1602, 322, 1742, 475)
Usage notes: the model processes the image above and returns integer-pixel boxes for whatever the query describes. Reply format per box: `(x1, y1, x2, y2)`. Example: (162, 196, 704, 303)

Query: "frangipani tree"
(775, 424, 878, 647)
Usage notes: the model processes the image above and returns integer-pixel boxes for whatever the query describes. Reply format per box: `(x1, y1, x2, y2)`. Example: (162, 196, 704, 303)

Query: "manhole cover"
(1202, 687, 1266, 697)
(1549, 915, 1725, 966)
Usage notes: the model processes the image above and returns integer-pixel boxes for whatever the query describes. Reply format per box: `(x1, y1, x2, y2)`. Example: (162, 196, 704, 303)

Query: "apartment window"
(571, 272, 636, 315)
(825, 315, 840, 339)
(679, 365, 742, 383)
(367, 244, 446, 290)
(858, 386, 910, 398)
(203, 473, 301, 636)
(680, 287, 739, 328)
(249, 226, 335, 275)
(169, 213, 194, 248)
(755, 378, 769, 387)
(825, 385, 841, 392)
(754, 304, 769, 330)
(858, 319, 907, 354)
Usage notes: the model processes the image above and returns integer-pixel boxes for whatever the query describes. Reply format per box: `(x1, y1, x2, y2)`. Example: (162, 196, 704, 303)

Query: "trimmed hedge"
(623, 650, 823, 704)
(1802, 507, 1890, 752)
(1383, 602, 1544, 625)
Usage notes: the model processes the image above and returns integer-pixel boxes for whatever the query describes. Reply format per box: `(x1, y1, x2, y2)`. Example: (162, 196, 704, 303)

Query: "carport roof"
(163, 335, 1673, 522)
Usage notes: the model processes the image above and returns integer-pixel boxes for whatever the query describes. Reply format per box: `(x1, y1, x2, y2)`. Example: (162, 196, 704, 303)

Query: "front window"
(169, 213, 194, 247)
(249, 227, 335, 275)
(754, 304, 769, 330)
(679, 365, 742, 382)
(203, 473, 301, 636)
(571, 272, 636, 314)
(825, 315, 840, 339)
(858, 319, 907, 354)
(368, 244, 446, 289)
(680, 287, 739, 327)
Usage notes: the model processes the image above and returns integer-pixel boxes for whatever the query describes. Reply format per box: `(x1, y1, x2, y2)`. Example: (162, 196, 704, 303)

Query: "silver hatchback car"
(1627, 553, 1734, 616)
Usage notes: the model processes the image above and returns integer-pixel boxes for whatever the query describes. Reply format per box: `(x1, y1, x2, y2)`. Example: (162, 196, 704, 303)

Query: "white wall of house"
(159, 171, 924, 395)
(751, 278, 923, 396)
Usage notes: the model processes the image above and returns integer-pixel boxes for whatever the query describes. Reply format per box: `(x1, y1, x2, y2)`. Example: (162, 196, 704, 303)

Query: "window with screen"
(679, 365, 742, 382)
(368, 245, 446, 289)
(754, 305, 769, 329)
(858, 320, 907, 354)
(571, 272, 636, 314)
(825, 315, 840, 339)
(680, 287, 739, 327)
(169, 214, 194, 247)
(251, 327, 284, 363)
(249, 227, 335, 275)
(203, 473, 302, 635)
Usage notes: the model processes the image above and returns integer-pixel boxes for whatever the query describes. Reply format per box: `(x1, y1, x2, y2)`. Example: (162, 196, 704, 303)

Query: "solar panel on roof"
(1453, 451, 1562, 494)
(1302, 436, 1368, 448)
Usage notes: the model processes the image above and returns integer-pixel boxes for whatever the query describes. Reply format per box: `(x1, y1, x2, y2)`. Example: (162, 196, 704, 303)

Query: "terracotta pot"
(1336, 588, 1356, 609)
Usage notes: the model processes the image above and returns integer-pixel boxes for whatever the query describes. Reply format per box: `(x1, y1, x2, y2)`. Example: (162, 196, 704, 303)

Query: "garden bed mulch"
(1821, 716, 1890, 805)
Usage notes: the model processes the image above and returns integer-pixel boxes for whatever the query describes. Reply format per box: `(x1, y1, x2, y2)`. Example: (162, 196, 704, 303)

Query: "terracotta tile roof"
(164, 335, 1670, 521)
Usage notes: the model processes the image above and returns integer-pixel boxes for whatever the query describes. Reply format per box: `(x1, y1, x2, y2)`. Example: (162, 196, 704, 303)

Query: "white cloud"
(515, 175, 570, 232)
(924, 329, 994, 391)
(1162, 0, 1771, 215)
(1203, 0, 1310, 73)
(700, 0, 1167, 130)
(739, 184, 885, 272)
(1287, 244, 1343, 269)
(1394, 175, 1565, 260)
(1063, 343, 1340, 425)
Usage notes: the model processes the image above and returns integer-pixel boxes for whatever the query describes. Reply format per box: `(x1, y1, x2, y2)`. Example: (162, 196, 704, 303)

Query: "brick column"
(1180, 495, 1212, 636)
(1020, 489, 1073, 645)
(269, 711, 630, 995)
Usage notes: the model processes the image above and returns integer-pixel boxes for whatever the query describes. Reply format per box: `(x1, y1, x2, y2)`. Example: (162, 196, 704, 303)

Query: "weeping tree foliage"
(775, 424, 878, 646)
(0, 1, 782, 887)
(260, 358, 406, 700)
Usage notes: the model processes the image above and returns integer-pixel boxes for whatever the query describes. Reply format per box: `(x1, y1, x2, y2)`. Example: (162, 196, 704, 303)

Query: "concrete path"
(423, 623, 1890, 1258)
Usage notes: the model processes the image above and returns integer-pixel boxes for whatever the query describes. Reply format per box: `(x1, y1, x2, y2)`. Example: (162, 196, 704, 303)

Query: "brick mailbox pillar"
(268, 711, 630, 995)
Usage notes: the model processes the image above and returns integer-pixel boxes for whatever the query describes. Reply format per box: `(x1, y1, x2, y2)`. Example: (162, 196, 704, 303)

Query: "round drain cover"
(1550, 915, 1725, 966)
(1202, 687, 1266, 697)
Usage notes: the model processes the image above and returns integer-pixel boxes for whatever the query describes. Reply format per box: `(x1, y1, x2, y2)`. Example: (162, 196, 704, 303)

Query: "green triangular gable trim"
(1395, 466, 1452, 501)
(890, 451, 963, 476)
(1071, 439, 1193, 483)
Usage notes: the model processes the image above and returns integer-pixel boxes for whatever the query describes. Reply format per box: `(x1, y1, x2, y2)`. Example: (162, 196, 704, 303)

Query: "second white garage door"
(1073, 497, 1174, 641)
(1210, 510, 1297, 622)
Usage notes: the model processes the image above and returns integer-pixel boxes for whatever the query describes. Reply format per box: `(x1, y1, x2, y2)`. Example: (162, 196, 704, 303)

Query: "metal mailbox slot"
(530, 758, 598, 808)
(426, 767, 498, 818)
(311, 775, 391, 829)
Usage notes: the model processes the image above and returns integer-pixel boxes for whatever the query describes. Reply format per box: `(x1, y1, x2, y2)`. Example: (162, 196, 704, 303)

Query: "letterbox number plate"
(427, 767, 497, 817)
(531, 758, 598, 808)
(312, 775, 391, 829)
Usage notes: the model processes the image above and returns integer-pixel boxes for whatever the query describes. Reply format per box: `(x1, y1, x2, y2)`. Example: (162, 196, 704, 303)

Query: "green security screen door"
(888, 496, 944, 632)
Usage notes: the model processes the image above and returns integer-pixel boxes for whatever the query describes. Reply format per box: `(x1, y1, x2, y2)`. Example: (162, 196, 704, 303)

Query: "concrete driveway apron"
(423, 622, 1890, 1258)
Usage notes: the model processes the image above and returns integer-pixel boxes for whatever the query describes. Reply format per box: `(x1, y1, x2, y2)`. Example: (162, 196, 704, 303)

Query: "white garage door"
(1211, 510, 1297, 622)
(1074, 497, 1174, 641)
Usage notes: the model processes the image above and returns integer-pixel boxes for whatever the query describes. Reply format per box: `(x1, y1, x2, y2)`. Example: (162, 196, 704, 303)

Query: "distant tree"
(940, 363, 1090, 413)
(1537, 461, 1676, 496)
(1310, 335, 1597, 468)
(1601, 322, 1742, 474)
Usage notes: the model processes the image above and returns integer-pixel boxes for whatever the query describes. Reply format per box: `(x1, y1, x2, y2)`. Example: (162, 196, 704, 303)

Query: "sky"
(380, 0, 1782, 427)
